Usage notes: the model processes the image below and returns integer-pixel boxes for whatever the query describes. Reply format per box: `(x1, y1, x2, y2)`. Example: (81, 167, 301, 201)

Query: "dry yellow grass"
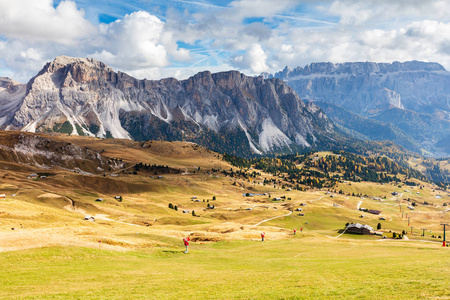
(0, 133, 449, 256)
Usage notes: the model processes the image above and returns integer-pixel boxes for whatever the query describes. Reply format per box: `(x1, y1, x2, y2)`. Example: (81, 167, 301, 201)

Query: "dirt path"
(94, 214, 143, 227)
(110, 164, 136, 175)
(357, 201, 362, 210)
(331, 227, 348, 238)
(308, 195, 325, 203)
(253, 211, 293, 227)
(377, 237, 442, 244)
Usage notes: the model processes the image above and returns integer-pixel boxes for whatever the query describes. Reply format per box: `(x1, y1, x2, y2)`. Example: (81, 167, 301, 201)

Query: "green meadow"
(1, 237, 448, 299)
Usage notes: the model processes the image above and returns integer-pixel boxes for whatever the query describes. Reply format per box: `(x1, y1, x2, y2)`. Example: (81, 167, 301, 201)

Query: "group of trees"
(133, 163, 180, 175)
(223, 150, 430, 191)
(423, 160, 450, 185)
(307, 152, 426, 183)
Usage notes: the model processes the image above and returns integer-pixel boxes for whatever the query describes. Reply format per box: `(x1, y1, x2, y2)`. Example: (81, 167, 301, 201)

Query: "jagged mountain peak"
(275, 60, 446, 78)
(0, 77, 23, 88)
(31, 55, 115, 88)
(0, 56, 334, 157)
(49, 55, 112, 72)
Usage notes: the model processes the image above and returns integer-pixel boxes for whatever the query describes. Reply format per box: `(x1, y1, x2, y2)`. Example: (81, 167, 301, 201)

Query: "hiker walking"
(293, 229, 296, 235)
(300, 227, 303, 232)
(261, 232, 265, 242)
(183, 237, 190, 253)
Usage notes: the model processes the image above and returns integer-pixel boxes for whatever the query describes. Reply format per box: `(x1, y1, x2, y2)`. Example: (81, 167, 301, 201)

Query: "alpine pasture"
(0, 134, 448, 299)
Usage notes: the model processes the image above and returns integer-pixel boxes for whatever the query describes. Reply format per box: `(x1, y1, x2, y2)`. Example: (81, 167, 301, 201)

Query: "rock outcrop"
(0, 131, 126, 174)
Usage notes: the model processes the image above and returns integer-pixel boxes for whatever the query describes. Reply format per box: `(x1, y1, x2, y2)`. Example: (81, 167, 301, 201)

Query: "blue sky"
(2, 0, 450, 82)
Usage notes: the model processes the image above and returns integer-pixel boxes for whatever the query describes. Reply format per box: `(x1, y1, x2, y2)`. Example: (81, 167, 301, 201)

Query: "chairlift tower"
(441, 223, 449, 247)
(421, 228, 427, 237)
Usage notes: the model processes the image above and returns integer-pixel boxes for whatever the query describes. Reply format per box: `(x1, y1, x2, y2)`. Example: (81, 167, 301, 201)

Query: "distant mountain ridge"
(269, 61, 450, 156)
(0, 56, 335, 157)
(313, 101, 421, 153)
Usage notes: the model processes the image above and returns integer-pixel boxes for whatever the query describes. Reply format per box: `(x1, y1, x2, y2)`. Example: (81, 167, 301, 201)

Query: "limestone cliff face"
(0, 56, 333, 156)
(0, 77, 26, 128)
(270, 61, 450, 156)
(272, 61, 450, 115)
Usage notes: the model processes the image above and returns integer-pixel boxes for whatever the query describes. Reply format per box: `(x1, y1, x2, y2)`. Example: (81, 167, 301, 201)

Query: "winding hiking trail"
(331, 227, 348, 238)
(94, 214, 145, 227)
(357, 200, 362, 210)
(308, 195, 325, 203)
(253, 211, 293, 226)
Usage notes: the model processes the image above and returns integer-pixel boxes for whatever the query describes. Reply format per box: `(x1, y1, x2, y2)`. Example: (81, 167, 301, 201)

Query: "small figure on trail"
(261, 232, 265, 242)
(300, 227, 303, 232)
(293, 229, 297, 235)
(183, 237, 190, 253)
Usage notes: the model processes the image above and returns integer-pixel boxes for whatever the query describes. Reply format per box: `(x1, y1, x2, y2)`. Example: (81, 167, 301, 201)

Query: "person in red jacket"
(293, 229, 297, 235)
(261, 232, 265, 242)
(183, 237, 190, 253)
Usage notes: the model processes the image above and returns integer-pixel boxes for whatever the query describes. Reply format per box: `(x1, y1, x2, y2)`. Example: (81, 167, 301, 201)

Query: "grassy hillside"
(0, 132, 448, 299)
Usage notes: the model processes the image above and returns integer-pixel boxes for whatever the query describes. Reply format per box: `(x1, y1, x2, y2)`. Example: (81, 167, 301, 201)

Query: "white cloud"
(231, 43, 269, 74)
(3, 0, 450, 83)
(0, 8, 192, 81)
(226, 0, 296, 21)
(328, 0, 450, 26)
(90, 11, 192, 71)
(269, 18, 450, 71)
(0, 0, 95, 44)
(90, 11, 170, 69)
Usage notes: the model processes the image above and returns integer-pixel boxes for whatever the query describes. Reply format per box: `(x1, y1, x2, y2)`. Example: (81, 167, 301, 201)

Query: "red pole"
(443, 224, 447, 247)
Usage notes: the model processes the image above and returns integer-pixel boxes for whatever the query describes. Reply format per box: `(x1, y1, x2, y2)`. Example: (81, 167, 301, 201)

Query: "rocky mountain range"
(269, 61, 450, 156)
(0, 56, 335, 157)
